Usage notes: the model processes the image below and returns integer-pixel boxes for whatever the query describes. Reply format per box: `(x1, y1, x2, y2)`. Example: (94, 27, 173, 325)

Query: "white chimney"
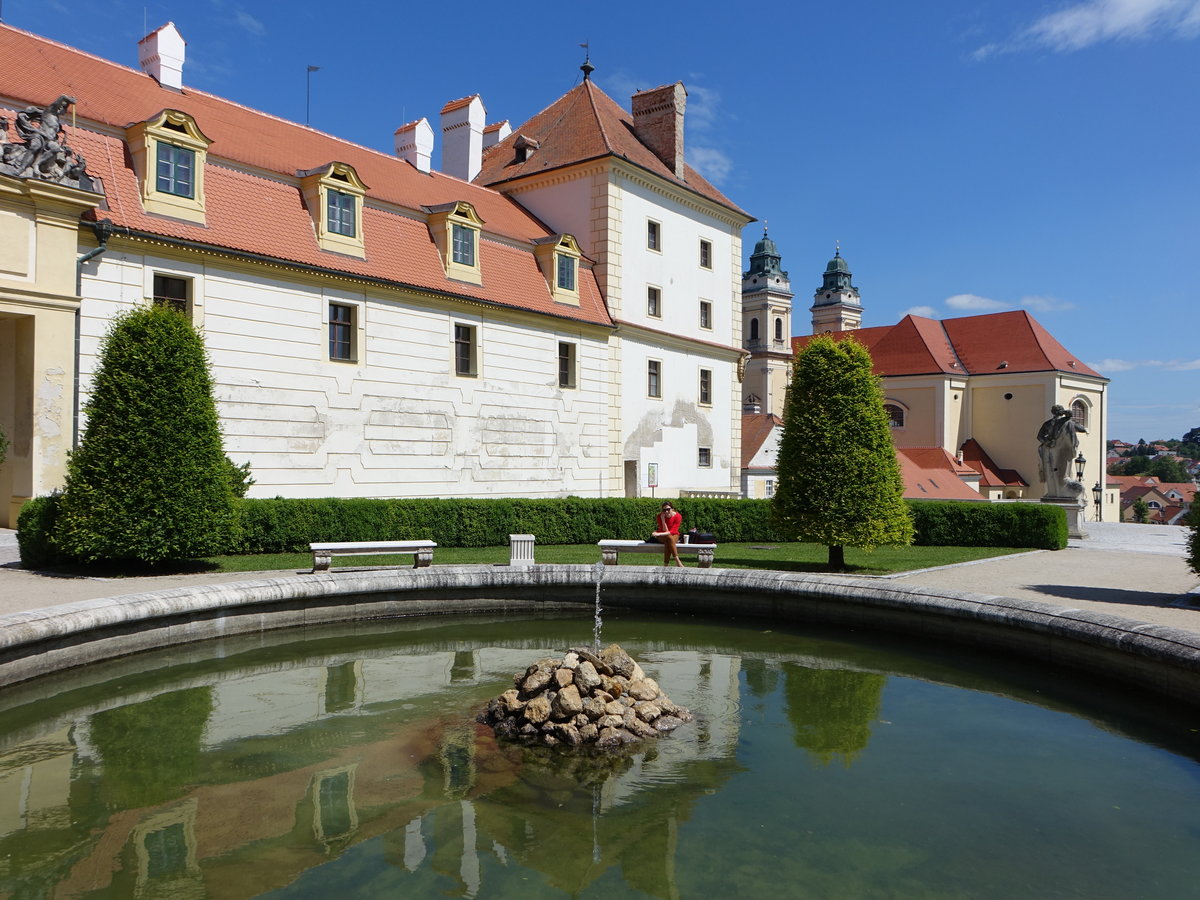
(138, 22, 186, 91)
(482, 120, 511, 150)
(395, 117, 434, 173)
(440, 95, 486, 181)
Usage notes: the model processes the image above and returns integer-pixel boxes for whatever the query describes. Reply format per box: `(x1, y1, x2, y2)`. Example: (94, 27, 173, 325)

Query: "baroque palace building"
(741, 237, 1115, 516)
(0, 23, 751, 525)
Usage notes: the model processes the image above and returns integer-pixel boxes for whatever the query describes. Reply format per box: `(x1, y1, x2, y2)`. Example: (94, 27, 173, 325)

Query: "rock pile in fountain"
(480, 643, 693, 749)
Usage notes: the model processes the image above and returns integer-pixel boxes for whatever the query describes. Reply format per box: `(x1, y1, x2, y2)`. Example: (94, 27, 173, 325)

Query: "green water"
(0, 612, 1197, 899)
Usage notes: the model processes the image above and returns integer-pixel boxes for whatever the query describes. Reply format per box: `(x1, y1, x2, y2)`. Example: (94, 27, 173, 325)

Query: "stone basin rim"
(0, 564, 1196, 705)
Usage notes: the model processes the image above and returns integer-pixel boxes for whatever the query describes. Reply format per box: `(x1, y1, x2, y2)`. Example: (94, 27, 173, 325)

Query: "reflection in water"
(0, 615, 1196, 898)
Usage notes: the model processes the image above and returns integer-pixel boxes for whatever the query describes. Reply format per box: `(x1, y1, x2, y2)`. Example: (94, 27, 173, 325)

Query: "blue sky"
(7, 0, 1199, 442)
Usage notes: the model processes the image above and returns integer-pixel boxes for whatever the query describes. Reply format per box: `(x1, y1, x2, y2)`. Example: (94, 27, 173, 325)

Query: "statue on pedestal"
(1037, 404, 1087, 501)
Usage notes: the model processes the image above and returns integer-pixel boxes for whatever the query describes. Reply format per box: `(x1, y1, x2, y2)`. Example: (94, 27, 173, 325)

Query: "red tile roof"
(741, 413, 783, 468)
(475, 80, 750, 220)
(793, 310, 1102, 379)
(896, 448, 989, 501)
(959, 439, 1028, 487)
(0, 24, 613, 327)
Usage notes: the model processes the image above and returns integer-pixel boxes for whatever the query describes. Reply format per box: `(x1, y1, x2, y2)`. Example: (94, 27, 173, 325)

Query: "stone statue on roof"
(0, 95, 94, 190)
(1037, 404, 1087, 501)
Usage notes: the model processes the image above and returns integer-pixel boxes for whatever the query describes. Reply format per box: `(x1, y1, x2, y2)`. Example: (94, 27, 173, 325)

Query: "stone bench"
(597, 539, 716, 568)
(309, 540, 436, 572)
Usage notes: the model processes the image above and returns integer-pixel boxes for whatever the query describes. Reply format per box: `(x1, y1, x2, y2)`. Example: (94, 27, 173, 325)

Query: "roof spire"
(579, 42, 594, 80)
(834, 239, 841, 258)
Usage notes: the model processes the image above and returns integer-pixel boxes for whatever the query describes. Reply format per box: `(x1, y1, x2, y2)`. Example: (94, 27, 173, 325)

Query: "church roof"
(959, 439, 1028, 487)
(896, 448, 989, 501)
(0, 24, 613, 327)
(475, 79, 750, 220)
(741, 413, 783, 468)
(793, 310, 1103, 379)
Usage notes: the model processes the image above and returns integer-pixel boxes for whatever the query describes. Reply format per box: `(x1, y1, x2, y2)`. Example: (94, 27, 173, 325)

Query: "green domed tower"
(741, 227, 794, 416)
(810, 246, 862, 333)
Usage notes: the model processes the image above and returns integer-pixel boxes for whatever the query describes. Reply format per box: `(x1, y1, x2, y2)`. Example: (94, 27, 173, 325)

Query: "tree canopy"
(54, 305, 237, 564)
(771, 334, 913, 569)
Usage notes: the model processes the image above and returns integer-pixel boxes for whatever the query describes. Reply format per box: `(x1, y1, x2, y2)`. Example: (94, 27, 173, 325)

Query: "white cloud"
(945, 293, 1008, 311)
(978, 0, 1200, 56)
(1167, 359, 1200, 370)
(1020, 294, 1076, 312)
(685, 85, 722, 133)
(233, 10, 266, 36)
(902, 305, 938, 318)
(1086, 357, 1200, 372)
(1089, 358, 1144, 371)
(687, 146, 733, 185)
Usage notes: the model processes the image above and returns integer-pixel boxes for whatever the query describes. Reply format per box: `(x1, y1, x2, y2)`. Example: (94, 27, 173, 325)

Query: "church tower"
(741, 227, 793, 417)
(810, 247, 862, 333)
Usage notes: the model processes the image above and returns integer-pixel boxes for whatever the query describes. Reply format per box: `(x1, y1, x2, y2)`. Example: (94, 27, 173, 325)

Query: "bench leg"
(601, 549, 618, 566)
(697, 549, 714, 569)
(312, 554, 331, 573)
(414, 550, 433, 568)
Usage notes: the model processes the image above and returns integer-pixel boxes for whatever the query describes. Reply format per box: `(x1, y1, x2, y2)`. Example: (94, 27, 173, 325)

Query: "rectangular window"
(557, 254, 576, 291)
(329, 303, 354, 361)
(647, 360, 662, 398)
(452, 224, 476, 266)
(647, 286, 661, 318)
(765, 478, 775, 498)
(698, 447, 712, 467)
(156, 142, 194, 198)
(699, 299, 712, 330)
(699, 368, 712, 406)
(699, 239, 712, 269)
(454, 323, 476, 376)
(152, 274, 190, 316)
(558, 341, 577, 388)
(647, 220, 660, 251)
(326, 189, 356, 237)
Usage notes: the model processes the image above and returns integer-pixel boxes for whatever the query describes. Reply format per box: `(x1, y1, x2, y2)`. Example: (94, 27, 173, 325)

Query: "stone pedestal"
(1041, 499, 1086, 540)
(509, 534, 536, 566)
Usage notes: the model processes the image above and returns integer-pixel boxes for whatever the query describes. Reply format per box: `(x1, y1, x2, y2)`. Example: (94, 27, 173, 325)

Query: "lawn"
(200, 542, 1030, 576)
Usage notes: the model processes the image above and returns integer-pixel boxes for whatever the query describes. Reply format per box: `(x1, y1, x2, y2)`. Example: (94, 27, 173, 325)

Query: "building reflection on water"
(0, 638, 884, 898)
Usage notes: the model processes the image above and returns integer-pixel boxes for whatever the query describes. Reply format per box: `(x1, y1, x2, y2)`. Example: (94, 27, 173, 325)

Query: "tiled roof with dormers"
(896, 448, 989, 501)
(0, 24, 613, 327)
(475, 79, 750, 220)
(793, 310, 1102, 379)
(959, 439, 1028, 487)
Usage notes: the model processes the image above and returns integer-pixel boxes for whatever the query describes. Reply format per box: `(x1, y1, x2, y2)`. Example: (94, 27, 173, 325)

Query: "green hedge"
(16, 495, 1068, 567)
(908, 500, 1067, 550)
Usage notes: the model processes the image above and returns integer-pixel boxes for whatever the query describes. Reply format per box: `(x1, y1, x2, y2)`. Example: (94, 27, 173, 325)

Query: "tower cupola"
(810, 245, 863, 333)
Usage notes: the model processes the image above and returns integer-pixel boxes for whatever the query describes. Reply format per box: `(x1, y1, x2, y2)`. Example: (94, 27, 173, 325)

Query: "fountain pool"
(0, 610, 1197, 898)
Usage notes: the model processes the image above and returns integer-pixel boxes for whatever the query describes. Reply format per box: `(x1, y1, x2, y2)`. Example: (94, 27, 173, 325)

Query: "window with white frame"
(454, 323, 477, 376)
(765, 478, 775, 498)
(152, 273, 190, 317)
(452, 223, 476, 266)
(647, 220, 661, 251)
(329, 303, 355, 361)
(699, 299, 712, 330)
(156, 142, 195, 197)
(558, 341, 577, 389)
(698, 446, 712, 467)
(326, 189, 357, 238)
(699, 238, 712, 269)
(885, 403, 905, 428)
(647, 359, 662, 398)
(557, 254, 576, 291)
(1071, 399, 1088, 429)
(699, 368, 712, 406)
(647, 286, 662, 318)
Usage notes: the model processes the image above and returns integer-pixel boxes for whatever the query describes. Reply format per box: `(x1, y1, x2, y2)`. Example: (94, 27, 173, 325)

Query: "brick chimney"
(440, 95, 486, 181)
(395, 117, 434, 173)
(138, 22, 186, 91)
(632, 82, 687, 179)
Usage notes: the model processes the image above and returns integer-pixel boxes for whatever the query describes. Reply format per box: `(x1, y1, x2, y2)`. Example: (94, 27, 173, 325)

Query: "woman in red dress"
(652, 502, 684, 567)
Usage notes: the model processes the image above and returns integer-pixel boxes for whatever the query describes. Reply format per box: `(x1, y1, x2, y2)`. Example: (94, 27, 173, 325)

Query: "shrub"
(16, 493, 66, 569)
(54, 306, 237, 564)
(0, 423, 9, 466)
(908, 500, 1067, 550)
(1188, 503, 1199, 577)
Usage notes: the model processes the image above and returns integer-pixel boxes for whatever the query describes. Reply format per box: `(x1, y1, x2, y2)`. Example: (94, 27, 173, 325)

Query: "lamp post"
(1074, 452, 1086, 483)
(1092, 481, 1103, 521)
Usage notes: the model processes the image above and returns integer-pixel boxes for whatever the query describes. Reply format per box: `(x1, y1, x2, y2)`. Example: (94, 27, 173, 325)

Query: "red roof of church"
(0, 24, 613, 327)
(793, 311, 1102, 379)
(896, 448, 989, 501)
(959, 439, 1028, 487)
(475, 79, 750, 220)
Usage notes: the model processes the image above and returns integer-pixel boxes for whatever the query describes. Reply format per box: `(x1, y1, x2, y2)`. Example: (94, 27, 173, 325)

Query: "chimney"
(632, 82, 686, 179)
(395, 117, 434, 173)
(482, 120, 511, 151)
(440, 94, 486, 181)
(138, 22, 186, 91)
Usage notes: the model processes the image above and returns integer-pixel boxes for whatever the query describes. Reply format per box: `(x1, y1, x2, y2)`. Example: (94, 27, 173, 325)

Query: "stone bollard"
(509, 534, 536, 566)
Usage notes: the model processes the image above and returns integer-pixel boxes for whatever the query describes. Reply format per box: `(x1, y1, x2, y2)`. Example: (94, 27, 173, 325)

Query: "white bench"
(597, 539, 716, 568)
(309, 540, 436, 572)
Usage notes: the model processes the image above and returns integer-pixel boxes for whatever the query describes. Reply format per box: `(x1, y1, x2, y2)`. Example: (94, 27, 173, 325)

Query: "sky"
(4, 0, 1198, 442)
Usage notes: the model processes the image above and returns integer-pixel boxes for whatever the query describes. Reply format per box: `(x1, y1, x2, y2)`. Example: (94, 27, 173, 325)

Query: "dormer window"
(425, 201, 484, 285)
(532, 234, 582, 306)
(299, 162, 368, 258)
(126, 110, 211, 224)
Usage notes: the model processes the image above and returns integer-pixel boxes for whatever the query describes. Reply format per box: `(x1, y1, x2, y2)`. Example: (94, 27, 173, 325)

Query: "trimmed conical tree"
(771, 334, 913, 570)
(55, 305, 236, 564)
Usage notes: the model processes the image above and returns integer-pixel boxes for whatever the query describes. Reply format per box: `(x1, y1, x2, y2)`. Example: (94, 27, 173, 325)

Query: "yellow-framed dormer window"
(126, 109, 212, 224)
(299, 162, 368, 258)
(532, 234, 582, 306)
(424, 201, 483, 285)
